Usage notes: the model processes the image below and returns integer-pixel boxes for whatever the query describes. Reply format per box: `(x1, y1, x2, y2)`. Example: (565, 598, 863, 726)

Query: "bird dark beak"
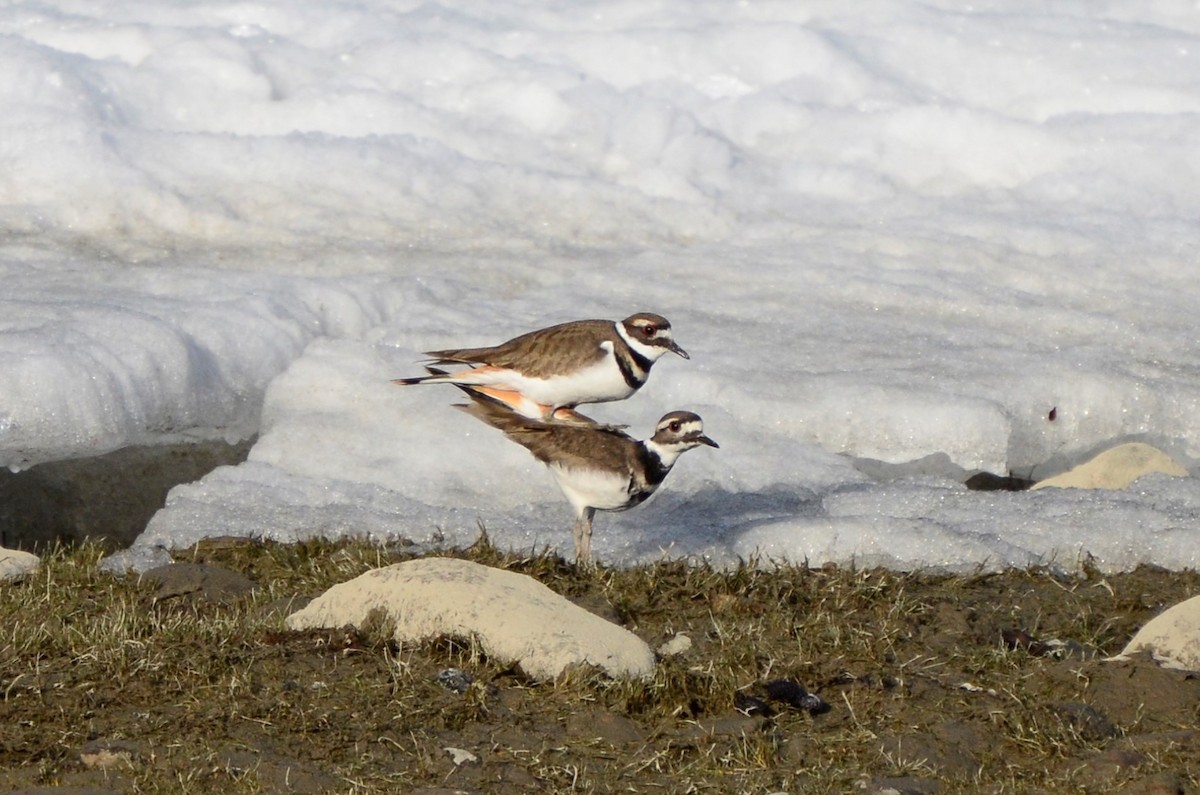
(669, 341, 690, 359)
(694, 434, 718, 449)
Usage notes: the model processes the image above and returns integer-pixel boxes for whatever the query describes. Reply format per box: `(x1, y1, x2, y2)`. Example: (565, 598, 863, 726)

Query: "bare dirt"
(2, 539, 1198, 794)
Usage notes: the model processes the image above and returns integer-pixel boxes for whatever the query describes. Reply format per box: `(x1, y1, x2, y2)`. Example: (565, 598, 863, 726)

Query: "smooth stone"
(285, 557, 655, 680)
(140, 562, 257, 604)
(657, 633, 692, 657)
(1031, 442, 1188, 491)
(0, 547, 40, 582)
(1108, 593, 1200, 672)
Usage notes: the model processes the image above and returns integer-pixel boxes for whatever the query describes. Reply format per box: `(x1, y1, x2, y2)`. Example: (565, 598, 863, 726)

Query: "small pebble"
(436, 668, 473, 693)
(764, 678, 830, 714)
(657, 632, 692, 657)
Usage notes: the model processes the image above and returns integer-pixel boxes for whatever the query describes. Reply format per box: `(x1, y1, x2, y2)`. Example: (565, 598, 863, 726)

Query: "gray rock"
(140, 562, 257, 604)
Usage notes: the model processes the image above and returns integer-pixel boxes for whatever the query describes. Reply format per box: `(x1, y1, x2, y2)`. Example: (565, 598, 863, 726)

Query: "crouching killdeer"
(456, 391, 718, 567)
(393, 313, 688, 425)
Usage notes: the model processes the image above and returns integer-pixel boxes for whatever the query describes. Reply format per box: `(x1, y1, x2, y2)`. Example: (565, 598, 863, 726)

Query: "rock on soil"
(285, 557, 655, 679)
(1111, 593, 1200, 672)
(0, 546, 39, 582)
(140, 562, 258, 604)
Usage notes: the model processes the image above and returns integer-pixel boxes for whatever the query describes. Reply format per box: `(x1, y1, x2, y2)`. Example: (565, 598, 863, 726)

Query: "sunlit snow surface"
(2, 1, 1198, 572)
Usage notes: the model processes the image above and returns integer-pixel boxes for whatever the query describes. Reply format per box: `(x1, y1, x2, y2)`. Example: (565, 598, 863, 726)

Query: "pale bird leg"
(573, 507, 596, 569)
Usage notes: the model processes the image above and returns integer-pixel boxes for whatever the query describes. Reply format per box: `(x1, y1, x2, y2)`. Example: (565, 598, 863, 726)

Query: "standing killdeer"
(392, 313, 688, 424)
(456, 390, 718, 567)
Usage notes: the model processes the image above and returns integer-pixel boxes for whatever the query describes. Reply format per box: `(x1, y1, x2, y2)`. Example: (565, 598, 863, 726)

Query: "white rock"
(657, 633, 692, 657)
(0, 547, 40, 582)
(444, 747, 478, 766)
(1031, 442, 1189, 491)
(1108, 594, 1200, 672)
(286, 557, 655, 680)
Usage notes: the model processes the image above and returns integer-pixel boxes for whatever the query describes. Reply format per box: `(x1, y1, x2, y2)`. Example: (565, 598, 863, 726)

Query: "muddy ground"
(1, 539, 1198, 794)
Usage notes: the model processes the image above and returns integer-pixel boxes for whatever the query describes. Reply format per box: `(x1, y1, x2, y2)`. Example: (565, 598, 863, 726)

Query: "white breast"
(548, 463, 633, 513)
(506, 343, 634, 407)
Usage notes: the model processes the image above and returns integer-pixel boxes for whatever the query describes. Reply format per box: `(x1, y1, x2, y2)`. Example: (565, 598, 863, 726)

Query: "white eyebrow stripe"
(659, 420, 703, 435)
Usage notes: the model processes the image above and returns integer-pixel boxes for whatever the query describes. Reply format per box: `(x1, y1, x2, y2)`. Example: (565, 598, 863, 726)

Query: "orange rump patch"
(473, 386, 553, 419)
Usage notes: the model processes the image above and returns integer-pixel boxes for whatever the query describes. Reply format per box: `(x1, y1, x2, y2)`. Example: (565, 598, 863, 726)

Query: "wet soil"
(0, 439, 252, 550)
(1, 541, 1198, 794)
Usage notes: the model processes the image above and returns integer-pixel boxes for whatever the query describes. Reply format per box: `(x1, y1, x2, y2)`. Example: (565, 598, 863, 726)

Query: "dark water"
(0, 439, 253, 551)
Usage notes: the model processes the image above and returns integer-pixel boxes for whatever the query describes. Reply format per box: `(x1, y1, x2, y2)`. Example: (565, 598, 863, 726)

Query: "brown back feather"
(456, 391, 639, 472)
(427, 319, 617, 379)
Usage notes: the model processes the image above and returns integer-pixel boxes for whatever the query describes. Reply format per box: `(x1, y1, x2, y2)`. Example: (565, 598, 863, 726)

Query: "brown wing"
(426, 319, 616, 379)
(456, 390, 638, 473)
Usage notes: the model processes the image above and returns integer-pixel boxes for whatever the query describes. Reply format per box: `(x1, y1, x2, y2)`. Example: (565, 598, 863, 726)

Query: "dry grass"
(2, 538, 1199, 794)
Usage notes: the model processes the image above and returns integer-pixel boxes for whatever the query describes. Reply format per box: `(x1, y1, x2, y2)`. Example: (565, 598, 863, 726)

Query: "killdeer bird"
(456, 391, 718, 567)
(393, 313, 688, 424)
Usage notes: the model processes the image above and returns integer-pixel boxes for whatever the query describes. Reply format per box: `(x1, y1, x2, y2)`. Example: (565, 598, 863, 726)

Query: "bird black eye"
(642, 324, 657, 336)
(668, 421, 681, 432)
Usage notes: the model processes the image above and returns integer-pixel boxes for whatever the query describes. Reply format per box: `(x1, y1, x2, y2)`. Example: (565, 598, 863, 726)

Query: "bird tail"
(397, 366, 560, 422)
(391, 374, 432, 386)
(453, 385, 543, 433)
(410, 368, 531, 427)
(390, 365, 461, 387)
(402, 368, 608, 428)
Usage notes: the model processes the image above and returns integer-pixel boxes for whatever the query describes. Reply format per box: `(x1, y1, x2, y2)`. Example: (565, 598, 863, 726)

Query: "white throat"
(615, 322, 670, 361)
(644, 439, 685, 469)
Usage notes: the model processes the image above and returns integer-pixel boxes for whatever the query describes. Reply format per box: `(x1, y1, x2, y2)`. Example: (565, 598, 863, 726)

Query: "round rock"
(1109, 593, 1200, 672)
(285, 557, 655, 680)
(0, 546, 40, 582)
